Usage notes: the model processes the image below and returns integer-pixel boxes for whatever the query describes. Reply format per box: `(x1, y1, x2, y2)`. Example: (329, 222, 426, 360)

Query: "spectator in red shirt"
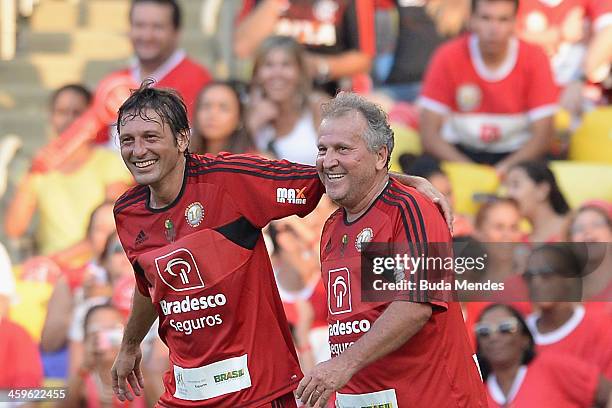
(32, 0, 211, 173)
(516, 0, 612, 113)
(0, 264, 44, 397)
(476, 303, 612, 407)
(418, 0, 558, 176)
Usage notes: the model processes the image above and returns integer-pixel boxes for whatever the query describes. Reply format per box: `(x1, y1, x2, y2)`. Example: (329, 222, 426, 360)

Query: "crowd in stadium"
(0, 0, 611, 406)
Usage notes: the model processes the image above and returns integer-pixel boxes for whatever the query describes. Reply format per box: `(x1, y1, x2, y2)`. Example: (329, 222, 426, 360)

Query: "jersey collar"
(130, 49, 186, 84)
(469, 34, 519, 82)
(526, 304, 585, 345)
(487, 365, 528, 406)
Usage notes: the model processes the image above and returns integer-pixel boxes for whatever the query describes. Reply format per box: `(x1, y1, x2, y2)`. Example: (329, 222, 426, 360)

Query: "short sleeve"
(418, 44, 455, 115)
(526, 45, 559, 121)
(203, 153, 326, 228)
(587, 0, 612, 31)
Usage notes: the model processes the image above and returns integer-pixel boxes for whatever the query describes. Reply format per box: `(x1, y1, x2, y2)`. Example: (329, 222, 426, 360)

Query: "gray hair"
(321, 92, 394, 166)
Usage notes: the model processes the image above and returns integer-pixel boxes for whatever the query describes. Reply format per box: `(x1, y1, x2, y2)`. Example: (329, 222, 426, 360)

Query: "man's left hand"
(295, 358, 354, 407)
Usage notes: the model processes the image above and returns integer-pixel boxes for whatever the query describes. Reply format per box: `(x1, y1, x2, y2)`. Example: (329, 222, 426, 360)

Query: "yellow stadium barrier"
(389, 125, 422, 173)
(549, 161, 612, 208)
(568, 107, 612, 164)
(441, 162, 500, 216)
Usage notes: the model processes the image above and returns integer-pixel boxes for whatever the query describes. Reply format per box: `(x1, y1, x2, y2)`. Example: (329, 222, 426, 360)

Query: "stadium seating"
(440, 162, 499, 216)
(389, 124, 422, 173)
(549, 161, 612, 208)
(568, 107, 612, 164)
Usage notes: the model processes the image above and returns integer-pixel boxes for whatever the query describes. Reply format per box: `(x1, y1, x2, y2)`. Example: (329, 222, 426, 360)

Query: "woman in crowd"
(246, 35, 328, 165)
(567, 200, 612, 302)
(476, 303, 612, 407)
(190, 80, 253, 155)
(504, 161, 570, 243)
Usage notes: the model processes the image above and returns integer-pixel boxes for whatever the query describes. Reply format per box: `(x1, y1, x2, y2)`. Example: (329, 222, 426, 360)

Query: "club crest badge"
(355, 228, 374, 252)
(456, 83, 481, 112)
(185, 202, 204, 228)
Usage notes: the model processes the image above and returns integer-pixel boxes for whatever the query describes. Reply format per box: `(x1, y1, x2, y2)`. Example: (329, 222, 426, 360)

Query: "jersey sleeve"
(418, 43, 455, 115)
(200, 153, 326, 228)
(587, 0, 612, 31)
(113, 196, 152, 298)
(387, 184, 451, 309)
(344, 0, 376, 56)
(525, 44, 559, 122)
(545, 354, 599, 408)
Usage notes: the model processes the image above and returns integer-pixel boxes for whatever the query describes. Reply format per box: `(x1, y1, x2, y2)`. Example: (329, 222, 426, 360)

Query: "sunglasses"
(522, 267, 559, 281)
(475, 318, 519, 338)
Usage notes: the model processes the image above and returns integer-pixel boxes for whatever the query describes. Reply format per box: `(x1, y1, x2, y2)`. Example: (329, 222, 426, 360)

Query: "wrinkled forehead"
(319, 111, 367, 139)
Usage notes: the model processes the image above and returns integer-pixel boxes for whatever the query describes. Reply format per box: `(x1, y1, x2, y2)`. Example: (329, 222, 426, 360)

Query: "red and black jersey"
(114, 153, 324, 407)
(239, 0, 375, 57)
(319, 179, 487, 407)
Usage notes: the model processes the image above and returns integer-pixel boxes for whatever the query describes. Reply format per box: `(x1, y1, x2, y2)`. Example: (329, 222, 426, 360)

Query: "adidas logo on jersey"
(135, 230, 148, 246)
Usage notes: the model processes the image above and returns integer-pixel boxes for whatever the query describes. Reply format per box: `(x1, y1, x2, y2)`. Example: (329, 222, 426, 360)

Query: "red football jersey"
(517, 0, 612, 85)
(114, 153, 324, 407)
(0, 318, 43, 389)
(419, 34, 558, 153)
(319, 179, 487, 407)
(526, 304, 612, 378)
(486, 353, 599, 407)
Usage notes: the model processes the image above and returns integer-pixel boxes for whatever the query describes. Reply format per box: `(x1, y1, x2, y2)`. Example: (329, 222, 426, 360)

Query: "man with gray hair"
(296, 92, 487, 407)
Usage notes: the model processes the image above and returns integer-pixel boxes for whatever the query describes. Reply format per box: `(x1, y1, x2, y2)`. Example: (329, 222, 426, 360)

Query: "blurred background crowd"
(0, 0, 611, 406)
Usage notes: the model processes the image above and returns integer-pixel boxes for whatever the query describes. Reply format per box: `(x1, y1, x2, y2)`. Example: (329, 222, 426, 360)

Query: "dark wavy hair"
(190, 80, 254, 155)
(511, 161, 570, 215)
(116, 78, 190, 150)
(475, 303, 536, 380)
(130, 0, 181, 29)
(472, 0, 519, 13)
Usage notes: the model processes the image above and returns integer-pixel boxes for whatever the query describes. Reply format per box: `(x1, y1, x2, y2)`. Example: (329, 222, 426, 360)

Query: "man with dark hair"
(418, 0, 559, 176)
(295, 92, 487, 408)
(111, 82, 452, 407)
(31, 0, 211, 173)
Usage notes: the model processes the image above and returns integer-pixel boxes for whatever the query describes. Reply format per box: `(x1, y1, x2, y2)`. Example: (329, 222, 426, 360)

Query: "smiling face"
(316, 111, 388, 213)
(129, 1, 179, 68)
(255, 48, 302, 103)
(570, 208, 612, 243)
(118, 108, 188, 190)
(504, 167, 546, 218)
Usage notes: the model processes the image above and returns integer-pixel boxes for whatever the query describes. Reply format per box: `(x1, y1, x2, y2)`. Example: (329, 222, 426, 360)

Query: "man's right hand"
(111, 345, 144, 401)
